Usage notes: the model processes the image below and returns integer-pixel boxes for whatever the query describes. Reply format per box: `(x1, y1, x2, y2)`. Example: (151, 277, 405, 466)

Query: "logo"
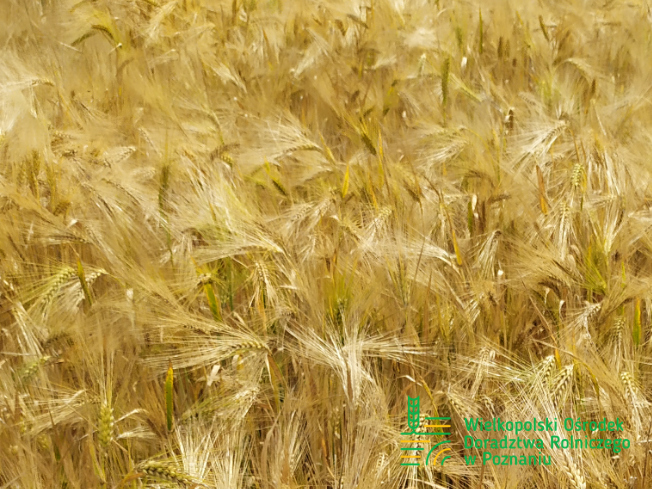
(400, 396, 452, 467)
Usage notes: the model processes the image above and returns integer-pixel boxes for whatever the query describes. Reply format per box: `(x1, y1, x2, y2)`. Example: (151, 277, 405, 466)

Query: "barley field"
(1, 0, 652, 487)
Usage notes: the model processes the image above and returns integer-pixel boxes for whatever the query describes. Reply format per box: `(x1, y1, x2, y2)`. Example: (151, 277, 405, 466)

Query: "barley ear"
(138, 461, 195, 485)
(539, 15, 550, 42)
(536, 165, 548, 215)
(441, 56, 451, 107)
(633, 298, 642, 347)
(560, 453, 586, 489)
(451, 228, 463, 266)
(478, 9, 483, 54)
(77, 259, 93, 306)
(341, 163, 350, 199)
(447, 213, 463, 265)
(98, 402, 114, 450)
(204, 278, 222, 322)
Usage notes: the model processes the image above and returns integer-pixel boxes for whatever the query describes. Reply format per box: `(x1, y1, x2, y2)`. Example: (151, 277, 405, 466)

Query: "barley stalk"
(166, 361, 174, 432)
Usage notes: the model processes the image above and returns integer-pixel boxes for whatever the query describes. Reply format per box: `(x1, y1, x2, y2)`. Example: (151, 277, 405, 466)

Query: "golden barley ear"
(559, 452, 586, 489)
(41, 267, 77, 309)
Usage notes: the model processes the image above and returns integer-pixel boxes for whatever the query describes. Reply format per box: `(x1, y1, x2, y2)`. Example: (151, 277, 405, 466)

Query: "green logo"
(401, 396, 452, 466)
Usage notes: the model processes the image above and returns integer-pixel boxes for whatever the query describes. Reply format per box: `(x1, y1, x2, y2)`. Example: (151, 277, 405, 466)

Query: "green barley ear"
(271, 176, 288, 196)
(633, 298, 642, 347)
(77, 259, 93, 306)
(89, 9, 122, 49)
(193, 260, 222, 322)
(319, 132, 336, 164)
(451, 228, 462, 266)
(377, 131, 384, 162)
(98, 401, 114, 450)
(621, 371, 637, 410)
(441, 56, 450, 107)
(341, 163, 350, 199)
(138, 461, 195, 485)
(159, 164, 170, 217)
(539, 15, 550, 42)
(71, 30, 97, 47)
(204, 277, 222, 322)
(360, 128, 377, 156)
(231, 0, 238, 25)
(159, 158, 174, 262)
(478, 9, 483, 54)
(364, 171, 378, 208)
(141, 462, 195, 486)
(454, 26, 463, 51)
(165, 361, 174, 432)
(536, 165, 548, 215)
(263, 158, 288, 196)
(571, 162, 584, 190)
(26, 150, 41, 200)
(18, 355, 51, 385)
(467, 199, 474, 235)
(614, 315, 625, 355)
(445, 212, 462, 265)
